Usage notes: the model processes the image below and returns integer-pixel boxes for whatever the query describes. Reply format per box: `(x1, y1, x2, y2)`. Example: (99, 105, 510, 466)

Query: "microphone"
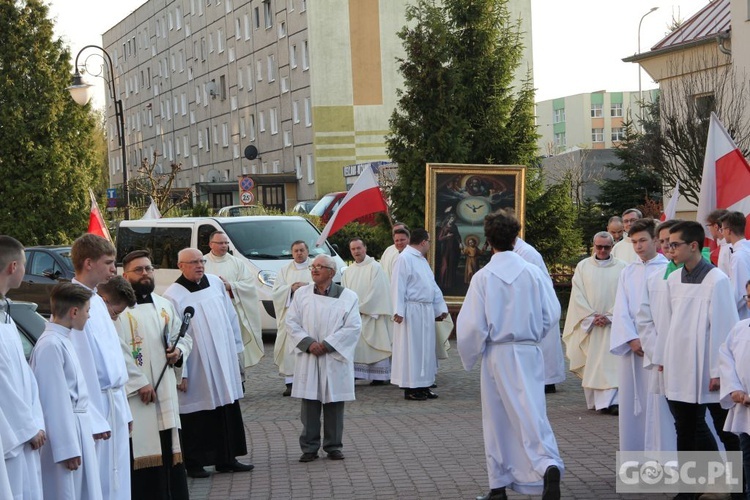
(177, 306, 195, 339)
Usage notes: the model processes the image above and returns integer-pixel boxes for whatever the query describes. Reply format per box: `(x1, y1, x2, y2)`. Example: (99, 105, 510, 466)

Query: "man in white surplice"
(69, 234, 132, 500)
(342, 237, 392, 384)
(513, 237, 566, 393)
(286, 254, 361, 463)
(379, 224, 409, 283)
(163, 248, 252, 478)
(719, 211, 750, 320)
(204, 231, 264, 374)
(563, 231, 625, 414)
(611, 209, 642, 264)
(0, 236, 46, 499)
(116, 251, 191, 498)
(705, 209, 731, 276)
(457, 210, 563, 500)
(272, 240, 312, 396)
(609, 218, 670, 452)
(391, 228, 448, 401)
(647, 221, 740, 458)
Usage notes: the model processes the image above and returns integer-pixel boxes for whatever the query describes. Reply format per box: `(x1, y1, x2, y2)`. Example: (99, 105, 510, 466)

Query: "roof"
(651, 0, 730, 51)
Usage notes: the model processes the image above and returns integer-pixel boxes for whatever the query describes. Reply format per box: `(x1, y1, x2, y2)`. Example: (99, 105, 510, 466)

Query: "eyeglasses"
(125, 265, 155, 274)
(743, 295, 750, 301)
(210, 240, 230, 245)
(308, 264, 333, 271)
(594, 245, 612, 250)
(180, 259, 207, 265)
(668, 241, 689, 250)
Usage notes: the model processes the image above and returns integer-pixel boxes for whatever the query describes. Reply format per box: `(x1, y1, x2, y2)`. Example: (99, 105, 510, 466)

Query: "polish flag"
(660, 181, 680, 221)
(696, 112, 750, 250)
(315, 166, 388, 247)
(87, 188, 112, 242)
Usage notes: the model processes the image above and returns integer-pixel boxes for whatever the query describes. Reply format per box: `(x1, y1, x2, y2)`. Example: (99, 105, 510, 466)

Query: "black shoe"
(283, 383, 292, 397)
(545, 384, 557, 394)
(430, 383, 438, 388)
(404, 391, 427, 401)
(299, 452, 318, 462)
(187, 467, 210, 478)
(608, 405, 619, 416)
(598, 407, 610, 415)
(327, 450, 345, 460)
(542, 465, 561, 500)
(476, 487, 508, 500)
(370, 380, 386, 386)
(423, 389, 439, 399)
(215, 459, 254, 473)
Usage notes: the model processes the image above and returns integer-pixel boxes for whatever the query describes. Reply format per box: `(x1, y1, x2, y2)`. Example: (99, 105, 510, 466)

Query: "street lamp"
(637, 6, 659, 131)
(66, 44, 130, 219)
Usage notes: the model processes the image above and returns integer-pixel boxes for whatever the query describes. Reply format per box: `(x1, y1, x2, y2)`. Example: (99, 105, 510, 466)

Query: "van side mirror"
(331, 243, 339, 253)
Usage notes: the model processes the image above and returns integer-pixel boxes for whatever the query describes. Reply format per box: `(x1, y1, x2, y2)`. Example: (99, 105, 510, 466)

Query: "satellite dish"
(244, 145, 258, 160)
(206, 169, 221, 183)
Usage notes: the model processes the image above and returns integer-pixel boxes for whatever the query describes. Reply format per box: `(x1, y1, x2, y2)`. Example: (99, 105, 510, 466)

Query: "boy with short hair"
(31, 282, 107, 500)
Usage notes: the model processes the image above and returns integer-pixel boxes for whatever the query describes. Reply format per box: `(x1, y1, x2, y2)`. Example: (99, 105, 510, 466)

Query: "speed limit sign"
(240, 191, 254, 205)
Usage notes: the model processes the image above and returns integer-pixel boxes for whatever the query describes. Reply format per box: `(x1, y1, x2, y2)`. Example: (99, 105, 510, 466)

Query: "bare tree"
(132, 151, 192, 216)
(649, 54, 750, 206)
(542, 148, 602, 208)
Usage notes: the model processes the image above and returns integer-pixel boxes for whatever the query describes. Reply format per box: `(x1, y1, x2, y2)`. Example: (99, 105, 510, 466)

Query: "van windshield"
(220, 218, 335, 260)
(309, 194, 336, 217)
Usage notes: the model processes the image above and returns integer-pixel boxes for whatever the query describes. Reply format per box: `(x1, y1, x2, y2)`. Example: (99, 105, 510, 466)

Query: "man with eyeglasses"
(563, 231, 625, 415)
(706, 209, 731, 275)
(273, 240, 312, 396)
(69, 234, 133, 500)
(611, 208, 642, 263)
(163, 248, 252, 479)
(719, 211, 750, 320)
(391, 228, 449, 401)
(380, 224, 410, 283)
(204, 231, 264, 382)
(649, 221, 739, 484)
(286, 254, 361, 462)
(114, 250, 192, 498)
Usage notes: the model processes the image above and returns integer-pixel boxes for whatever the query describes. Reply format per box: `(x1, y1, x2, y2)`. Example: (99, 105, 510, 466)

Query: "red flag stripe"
(715, 149, 750, 208)
(326, 186, 387, 235)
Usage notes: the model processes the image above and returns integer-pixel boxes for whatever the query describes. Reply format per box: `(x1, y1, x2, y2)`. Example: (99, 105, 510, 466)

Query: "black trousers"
(180, 400, 248, 469)
(130, 429, 189, 500)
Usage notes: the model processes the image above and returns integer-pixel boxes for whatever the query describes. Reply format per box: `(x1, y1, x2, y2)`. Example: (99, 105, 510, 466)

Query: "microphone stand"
(153, 322, 173, 393)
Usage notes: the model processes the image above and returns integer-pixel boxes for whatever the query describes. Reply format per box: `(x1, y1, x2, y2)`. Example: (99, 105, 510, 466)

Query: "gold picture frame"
(426, 163, 526, 305)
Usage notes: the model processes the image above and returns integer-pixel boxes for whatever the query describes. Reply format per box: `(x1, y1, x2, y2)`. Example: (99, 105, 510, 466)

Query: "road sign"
(107, 188, 117, 199)
(239, 176, 254, 191)
(240, 191, 254, 205)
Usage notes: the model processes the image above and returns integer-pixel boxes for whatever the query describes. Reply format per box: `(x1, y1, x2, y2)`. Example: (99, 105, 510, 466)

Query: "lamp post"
(66, 45, 130, 219)
(637, 6, 659, 131)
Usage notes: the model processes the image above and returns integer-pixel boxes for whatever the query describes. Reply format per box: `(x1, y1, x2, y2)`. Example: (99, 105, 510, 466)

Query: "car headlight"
(258, 270, 277, 288)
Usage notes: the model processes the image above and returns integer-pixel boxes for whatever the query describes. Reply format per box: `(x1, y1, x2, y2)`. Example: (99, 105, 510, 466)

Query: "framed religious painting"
(425, 163, 526, 305)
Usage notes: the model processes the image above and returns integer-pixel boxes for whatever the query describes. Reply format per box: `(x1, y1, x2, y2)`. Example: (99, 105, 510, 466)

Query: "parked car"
(7, 246, 74, 316)
(8, 301, 47, 359)
(216, 205, 266, 216)
(291, 200, 318, 214)
(309, 192, 378, 226)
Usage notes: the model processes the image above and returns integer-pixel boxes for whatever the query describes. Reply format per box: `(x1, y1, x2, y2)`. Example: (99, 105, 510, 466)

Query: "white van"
(116, 215, 346, 334)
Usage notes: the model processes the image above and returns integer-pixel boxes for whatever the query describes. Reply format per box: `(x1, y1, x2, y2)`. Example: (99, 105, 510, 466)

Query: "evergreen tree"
(597, 120, 663, 217)
(386, 0, 537, 229)
(0, 0, 102, 244)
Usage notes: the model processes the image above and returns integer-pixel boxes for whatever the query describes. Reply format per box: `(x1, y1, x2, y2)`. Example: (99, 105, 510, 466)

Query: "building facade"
(102, 0, 533, 211)
(535, 90, 655, 157)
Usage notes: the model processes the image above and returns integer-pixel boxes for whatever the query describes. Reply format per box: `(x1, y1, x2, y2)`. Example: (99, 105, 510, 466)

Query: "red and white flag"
(315, 166, 388, 247)
(660, 181, 680, 221)
(87, 188, 112, 242)
(696, 112, 750, 248)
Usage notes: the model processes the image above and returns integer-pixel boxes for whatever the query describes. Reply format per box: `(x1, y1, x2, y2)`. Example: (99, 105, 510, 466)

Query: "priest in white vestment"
(0, 408, 15, 500)
(116, 251, 192, 497)
(391, 229, 448, 401)
(563, 232, 625, 413)
(204, 231, 264, 370)
(0, 236, 45, 500)
(342, 238, 393, 383)
(611, 209, 642, 264)
(272, 240, 312, 396)
(457, 210, 563, 500)
(650, 221, 740, 457)
(609, 219, 670, 452)
(31, 283, 103, 500)
(69, 234, 132, 500)
(719, 211, 750, 320)
(379, 224, 410, 283)
(514, 237, 565, 390)
(286, 255, 361, 462)
(163, 248, 252, 478)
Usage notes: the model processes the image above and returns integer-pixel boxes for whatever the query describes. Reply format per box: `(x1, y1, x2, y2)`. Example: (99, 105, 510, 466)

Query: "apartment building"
(103, 0, 532, 210)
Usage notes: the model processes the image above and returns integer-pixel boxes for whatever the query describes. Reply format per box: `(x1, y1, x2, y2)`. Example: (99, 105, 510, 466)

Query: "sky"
(47, 0, 710, 107)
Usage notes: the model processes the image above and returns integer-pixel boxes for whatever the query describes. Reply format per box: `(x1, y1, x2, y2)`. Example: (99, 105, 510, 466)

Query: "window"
(225, 0, 232, 14)
(302, 40, 309, 70)
(209, 32, 214, 53)
(256, 60, 263, 81)
(611, 127, 625, 142)
(254, 7, 260, 29)
(222, 122, 229, 147)
(611, 103, 623, 117)
(292, 100, 299, 123)
(590, 103, 603, 118)
(591, 128, 604, 142)
(205, 127, 211, 151)
(178, 49, 184, 72)
(267, 54, 275, 81)
(283, 130, 291, 147)
(295, 156, 302, 178)
(259, 111, 265, 132)
(263, 0, 273, 28)
(219, 75, 227, 100)
(249, 114, 256, 140)
(235, 18, 241, 39)
(553, 108, 565, 123)
(238, 69, 244, 89)
(200, 37, 206, 60)
(554, 132, 565, 149)
(217, 29, 224, 53)
(290, 44, 297, 68)
(181, 93, 187, 115)
(306, 154, 313, 183)
(176, 6, 182, 29)
(694, 93, 716, 122)
(281, 76, 289, 93)
(270, 107, 278, 134)
(240, 116, 246, 137)
(168, 11, 174, 30)
(301, 0, 306, 12)
(246, 64, 253, 90)
(244, 14, 251, 39)
(213, 125, 219, 145)
(278, 21, 286, 38)
(304, 97, 311, 126)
